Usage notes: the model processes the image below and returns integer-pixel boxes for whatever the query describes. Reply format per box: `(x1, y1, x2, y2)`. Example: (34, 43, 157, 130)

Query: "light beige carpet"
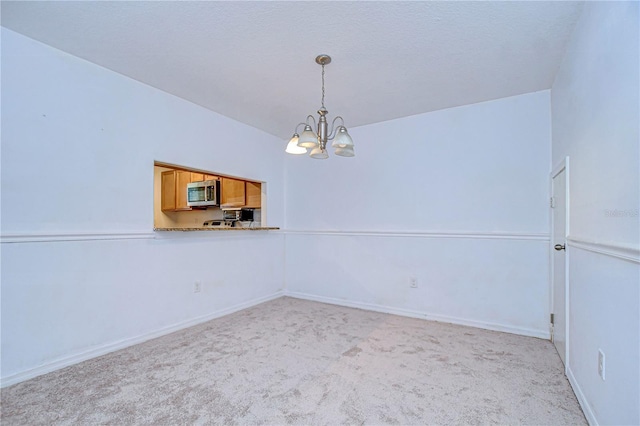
(1, 297, 586, 425)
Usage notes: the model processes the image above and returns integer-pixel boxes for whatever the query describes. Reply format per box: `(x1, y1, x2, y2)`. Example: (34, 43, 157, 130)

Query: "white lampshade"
(285, 134, 307, 154)
(309, 147, 328, 159)
(298, 125, 319, 148)
(334, 146, 355, 157)
(331, 126, 354, 148)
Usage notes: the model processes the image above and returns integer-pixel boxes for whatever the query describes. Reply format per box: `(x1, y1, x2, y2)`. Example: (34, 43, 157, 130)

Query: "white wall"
(285, 91, 552, 338)
(1, 29, 285, 384)
(551, 2, 639, 425)
(1, 29, 283, 234)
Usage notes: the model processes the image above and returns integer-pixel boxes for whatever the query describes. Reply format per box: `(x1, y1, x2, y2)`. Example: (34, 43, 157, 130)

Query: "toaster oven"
(222, 208, 254, 221)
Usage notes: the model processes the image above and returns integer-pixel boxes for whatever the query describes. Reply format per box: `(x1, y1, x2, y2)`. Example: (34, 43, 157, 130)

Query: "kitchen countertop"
(154, 227, 280, 231)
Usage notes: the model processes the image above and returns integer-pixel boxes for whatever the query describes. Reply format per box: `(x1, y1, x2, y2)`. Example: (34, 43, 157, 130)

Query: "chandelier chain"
(321, 64, 325, 109)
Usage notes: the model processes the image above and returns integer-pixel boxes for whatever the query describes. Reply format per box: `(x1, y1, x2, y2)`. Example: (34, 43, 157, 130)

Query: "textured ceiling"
(1, 1, 583, 140)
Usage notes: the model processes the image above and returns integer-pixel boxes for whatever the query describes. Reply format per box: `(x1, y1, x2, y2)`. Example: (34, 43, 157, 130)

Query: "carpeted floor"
(1, 297, 586, 425)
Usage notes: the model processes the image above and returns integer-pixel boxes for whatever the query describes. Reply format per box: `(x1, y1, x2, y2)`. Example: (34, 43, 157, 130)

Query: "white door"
(551, 165, 567, 365)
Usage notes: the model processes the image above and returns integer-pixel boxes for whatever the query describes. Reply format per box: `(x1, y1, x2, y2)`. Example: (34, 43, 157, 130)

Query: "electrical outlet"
(194, 281, 202, 293)
(598, 349, 605, 380)
(409, 277, 418, 288)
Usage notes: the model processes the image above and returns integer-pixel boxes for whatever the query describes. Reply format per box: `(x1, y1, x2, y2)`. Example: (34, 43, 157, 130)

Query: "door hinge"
(550, 197, 555, 208)
(550, 313, 555, 324)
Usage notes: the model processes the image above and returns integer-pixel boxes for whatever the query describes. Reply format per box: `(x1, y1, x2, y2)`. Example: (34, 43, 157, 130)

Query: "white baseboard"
(284, 290, 551, 340)
(1, 291, 284, 388)
(285, 291, 549, 340)
(567, 365, 598, 426)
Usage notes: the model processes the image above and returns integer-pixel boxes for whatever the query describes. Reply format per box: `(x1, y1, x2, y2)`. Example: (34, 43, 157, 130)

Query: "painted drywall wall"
(552, 3, 639, 248)
(551, 2, 639, 425)
(1, 28, 285, 383)
(1, 234, 284, 383)
(285, 92, 550, 233)
(285, 91, 552, 337)
(1, 29, 283, 234)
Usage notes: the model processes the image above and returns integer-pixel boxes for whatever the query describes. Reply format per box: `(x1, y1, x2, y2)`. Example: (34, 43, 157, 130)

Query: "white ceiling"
(1, 1, 583, 140)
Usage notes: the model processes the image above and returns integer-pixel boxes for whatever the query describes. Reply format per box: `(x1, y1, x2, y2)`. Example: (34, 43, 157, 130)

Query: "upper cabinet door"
(161, 170, 192, 211)
(175, 171, 192, 210)
(245, 181, 262, 208)
(190, 172, 204, 182)
(221, 177, 246, 207)
(161, 171, 177, 211)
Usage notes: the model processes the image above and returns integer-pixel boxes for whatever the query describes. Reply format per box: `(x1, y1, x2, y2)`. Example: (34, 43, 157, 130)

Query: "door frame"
(550, 156, 570, 371)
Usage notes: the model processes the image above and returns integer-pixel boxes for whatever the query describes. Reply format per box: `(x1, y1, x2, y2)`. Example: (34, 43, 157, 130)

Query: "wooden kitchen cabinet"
(221, 177, 246, 207)
(245, 181, 262, 208)
(190, 172, 204, 182)
(161, 170, 192, 211)
(190, 173, 218, 182)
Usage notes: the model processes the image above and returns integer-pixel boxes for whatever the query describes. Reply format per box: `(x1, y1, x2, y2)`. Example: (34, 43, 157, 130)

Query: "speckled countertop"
(154, 227, 280, 231)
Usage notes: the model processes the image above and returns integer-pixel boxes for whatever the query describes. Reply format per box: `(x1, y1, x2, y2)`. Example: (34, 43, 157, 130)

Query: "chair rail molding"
(283, 229, 549, 241)
(0, 231, 156, 244)
(567, 235, 640, 264)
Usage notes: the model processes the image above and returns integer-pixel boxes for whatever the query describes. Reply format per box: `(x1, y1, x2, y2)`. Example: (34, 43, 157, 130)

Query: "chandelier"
(285, 54, 354, 159)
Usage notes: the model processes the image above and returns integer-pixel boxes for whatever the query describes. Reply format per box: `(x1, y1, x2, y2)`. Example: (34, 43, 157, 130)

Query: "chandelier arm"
(293, 122, 307, 134)
(327, 116, 346, 140)
(305, 115, 317, 129)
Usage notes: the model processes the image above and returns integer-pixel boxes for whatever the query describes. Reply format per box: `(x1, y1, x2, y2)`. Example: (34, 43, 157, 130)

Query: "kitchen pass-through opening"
(153, 161, 266, 230)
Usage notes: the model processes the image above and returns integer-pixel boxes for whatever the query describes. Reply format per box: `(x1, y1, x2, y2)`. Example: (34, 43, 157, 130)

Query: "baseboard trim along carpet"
(285, 291, 549, 340)
(568, 365, 598, 426)
(0, 291, 285, 388)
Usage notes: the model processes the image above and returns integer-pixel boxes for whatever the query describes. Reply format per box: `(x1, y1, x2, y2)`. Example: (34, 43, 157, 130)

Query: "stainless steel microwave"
(187, 180, 220, 207)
